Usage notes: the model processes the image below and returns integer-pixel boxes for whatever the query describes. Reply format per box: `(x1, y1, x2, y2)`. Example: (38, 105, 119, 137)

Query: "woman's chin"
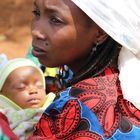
(38, 59, 51, 67)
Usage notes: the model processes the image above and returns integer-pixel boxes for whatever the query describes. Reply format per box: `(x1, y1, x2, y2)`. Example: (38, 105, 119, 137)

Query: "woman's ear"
(96, 28, 108, 45)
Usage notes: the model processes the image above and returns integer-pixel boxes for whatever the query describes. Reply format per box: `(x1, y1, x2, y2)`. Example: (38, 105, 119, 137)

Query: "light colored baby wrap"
(71, 0, 140, 109)
(0, 92, 55, 140)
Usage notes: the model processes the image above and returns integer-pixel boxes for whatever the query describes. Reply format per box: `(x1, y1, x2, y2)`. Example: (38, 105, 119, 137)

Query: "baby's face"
(1, 66, 46, 109)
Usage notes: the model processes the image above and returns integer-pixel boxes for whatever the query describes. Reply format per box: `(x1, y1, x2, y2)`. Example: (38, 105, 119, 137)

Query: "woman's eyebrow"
(45, 6, 62, 14)
(44, 1, 69, 14)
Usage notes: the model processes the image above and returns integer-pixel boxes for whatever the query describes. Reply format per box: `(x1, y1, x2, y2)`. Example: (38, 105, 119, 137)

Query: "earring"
(91, 42, 99, 55)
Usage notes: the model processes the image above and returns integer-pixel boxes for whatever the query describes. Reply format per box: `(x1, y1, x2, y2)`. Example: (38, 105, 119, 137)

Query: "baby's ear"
(96, 28, 108, 45)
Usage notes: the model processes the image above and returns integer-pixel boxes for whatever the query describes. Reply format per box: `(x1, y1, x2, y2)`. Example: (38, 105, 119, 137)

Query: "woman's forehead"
(34, 0, 89, 23)
(34, 0, 77, 10)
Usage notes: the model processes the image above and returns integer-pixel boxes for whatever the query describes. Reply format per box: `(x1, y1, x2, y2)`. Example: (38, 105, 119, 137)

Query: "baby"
(0, 58, 55, 139)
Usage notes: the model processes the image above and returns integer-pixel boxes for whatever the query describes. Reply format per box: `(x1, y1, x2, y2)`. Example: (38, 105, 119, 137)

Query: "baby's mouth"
(27, 98, 40, 103)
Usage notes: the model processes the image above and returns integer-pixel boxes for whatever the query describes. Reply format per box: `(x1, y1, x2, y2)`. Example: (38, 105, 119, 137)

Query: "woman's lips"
(32, 46, 46, 57)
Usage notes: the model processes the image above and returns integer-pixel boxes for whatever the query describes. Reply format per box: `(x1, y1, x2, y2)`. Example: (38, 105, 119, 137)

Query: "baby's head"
(0, 58, 46, 109)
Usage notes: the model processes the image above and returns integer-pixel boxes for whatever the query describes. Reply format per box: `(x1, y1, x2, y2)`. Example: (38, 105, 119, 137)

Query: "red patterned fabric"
(0, 112, 19, 139)
(28, 99, 103, 140)
(28, 67, 140, 139)
(71, 67, 140, 137)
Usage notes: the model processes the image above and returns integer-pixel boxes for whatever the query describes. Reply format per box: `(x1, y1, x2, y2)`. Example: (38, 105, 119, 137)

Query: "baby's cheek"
(40, 89, 46, 96)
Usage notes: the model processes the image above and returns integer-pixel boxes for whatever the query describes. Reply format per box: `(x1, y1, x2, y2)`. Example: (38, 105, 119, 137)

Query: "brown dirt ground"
(0, 0, 33, 59)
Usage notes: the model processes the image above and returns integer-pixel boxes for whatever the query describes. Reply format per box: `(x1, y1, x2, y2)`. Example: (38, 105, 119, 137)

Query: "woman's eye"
(32, 9, 40, 17)
(49, 16, 63, 25)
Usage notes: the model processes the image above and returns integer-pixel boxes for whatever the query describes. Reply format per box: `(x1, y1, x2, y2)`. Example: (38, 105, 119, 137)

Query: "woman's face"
(1, 66, 46, 109)
(32, 0, 100, 72)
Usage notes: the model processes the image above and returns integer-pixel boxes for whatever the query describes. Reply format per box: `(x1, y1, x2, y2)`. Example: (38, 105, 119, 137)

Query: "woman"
(29, 0, 140, 139)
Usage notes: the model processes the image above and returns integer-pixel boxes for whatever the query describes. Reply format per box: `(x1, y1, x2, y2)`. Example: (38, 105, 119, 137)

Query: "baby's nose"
(28, 85, 38, 94)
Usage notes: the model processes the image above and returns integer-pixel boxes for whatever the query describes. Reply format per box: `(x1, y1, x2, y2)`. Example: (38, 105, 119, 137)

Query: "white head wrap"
(71, 0, 140, 109)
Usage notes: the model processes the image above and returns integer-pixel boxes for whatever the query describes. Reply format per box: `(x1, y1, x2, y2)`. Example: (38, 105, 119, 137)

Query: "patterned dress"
(28, 67, 140, 140)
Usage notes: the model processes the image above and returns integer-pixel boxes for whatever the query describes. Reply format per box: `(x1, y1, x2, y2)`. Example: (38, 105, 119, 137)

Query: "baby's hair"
(69, 36, 122, 85)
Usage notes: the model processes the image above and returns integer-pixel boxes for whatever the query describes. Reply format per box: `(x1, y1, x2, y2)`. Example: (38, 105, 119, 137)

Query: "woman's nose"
(32, 30, 46, 40)
(32, 29, 45, 40)
(31, 19, 46, 40)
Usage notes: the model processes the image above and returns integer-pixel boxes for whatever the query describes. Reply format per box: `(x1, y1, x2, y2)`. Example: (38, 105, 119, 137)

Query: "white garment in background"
(71, 0, 140, 108)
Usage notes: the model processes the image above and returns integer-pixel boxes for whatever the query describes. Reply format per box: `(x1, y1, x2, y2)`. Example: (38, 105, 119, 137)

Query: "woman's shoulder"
(45, 67, 120, 113)
(70, 67, 119, 104)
